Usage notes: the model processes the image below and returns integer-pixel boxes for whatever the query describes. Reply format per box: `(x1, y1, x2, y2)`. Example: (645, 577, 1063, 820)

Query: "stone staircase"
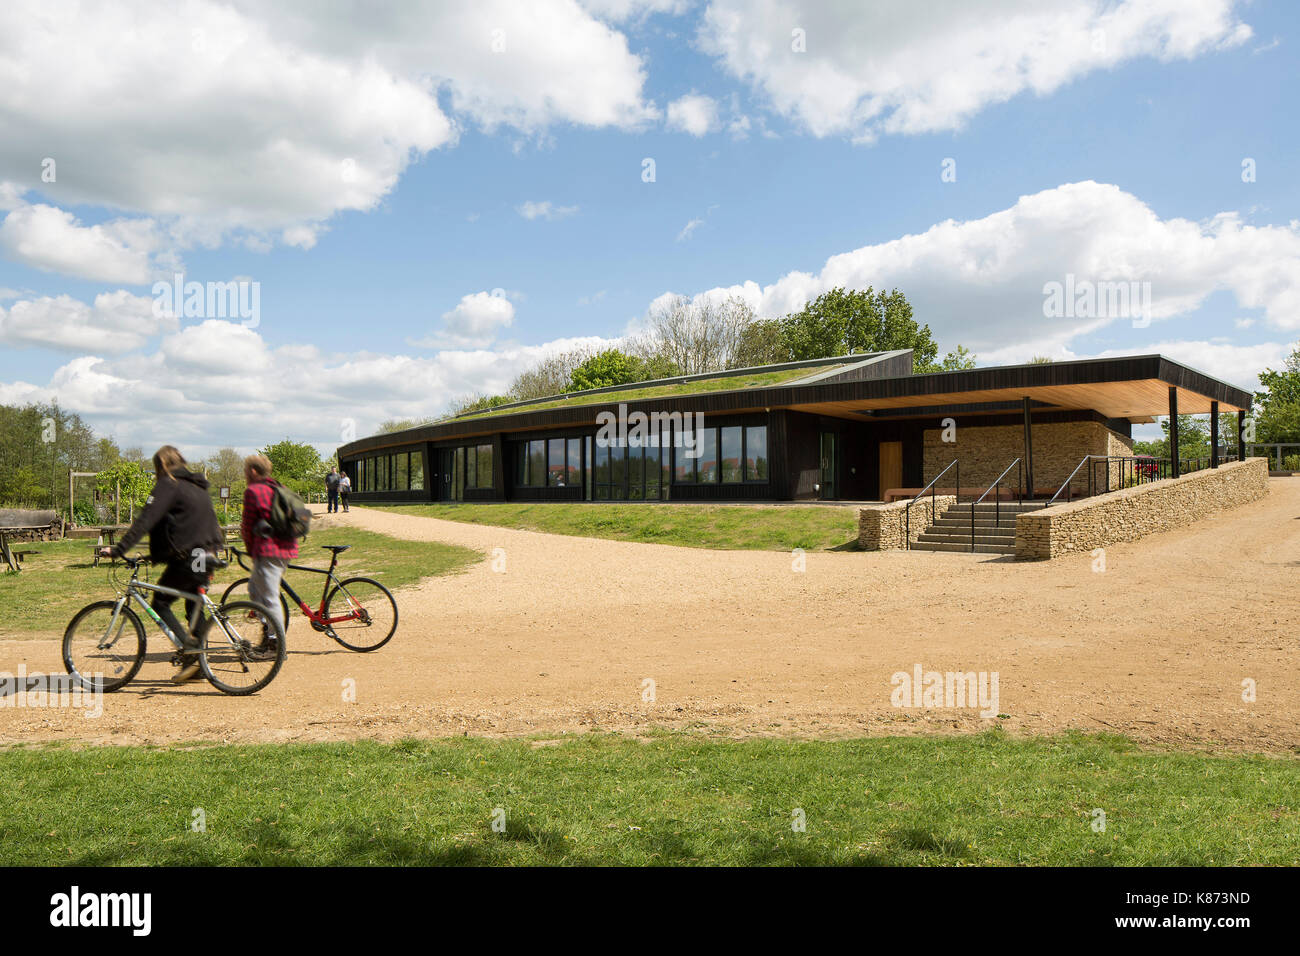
(911, 501, 1048, 554)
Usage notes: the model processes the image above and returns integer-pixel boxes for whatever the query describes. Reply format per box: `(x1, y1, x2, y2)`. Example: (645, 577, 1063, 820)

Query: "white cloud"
(677, 218, 705, 241)
(666, 92, 720, 136)
(516, 200, 580, 221)
(0, 325, 628, 458)
(698, 0, 1252, 140)
(0, 291, 177, 353)
(650, 181, 1300, 362)
(578, 290, 608, 306)
(0, 0, 654, 255)
(413, 290, 518, 349)
(0, 203, 171, 284)
(580, 0, 691, 23)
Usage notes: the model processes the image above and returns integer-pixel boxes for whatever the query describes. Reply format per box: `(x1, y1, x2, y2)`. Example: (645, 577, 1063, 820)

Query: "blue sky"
(0, 0, 1296, 455)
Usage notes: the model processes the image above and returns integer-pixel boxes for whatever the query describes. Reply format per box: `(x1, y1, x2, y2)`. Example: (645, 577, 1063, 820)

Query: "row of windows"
(674, 425, 768, 484)
(355, 450, 425, 493)
(355, 424, 769, 497)
(515, 437, 582, 488)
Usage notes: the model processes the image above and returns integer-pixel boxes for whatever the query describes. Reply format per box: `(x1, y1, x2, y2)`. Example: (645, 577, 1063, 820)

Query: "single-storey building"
(335, 350, 1253, 505)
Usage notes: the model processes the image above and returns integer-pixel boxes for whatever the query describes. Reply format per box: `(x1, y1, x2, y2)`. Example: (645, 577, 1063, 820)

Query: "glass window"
(699, 428, 719, 483)
(476, 444, 494, 488)
(745, 426, 768, 481)
(646, 444, 661, 497)
(465, 445, 477, 489)
(594, 442, 610, 485)
(395, 452, 409, 490)
(515, 442, 529, 485)
(411, 451, 424, 490)
(627, 445, 644, 500)
(548, 438, 565, 486)
(454, 447, 464, 499)
(567, 439, 582, 487)
(610, 444, 626, 499)
(528, 440, 545, 487)
(674, 426, 695, 483)
(584, 436, 592, 500)
(720, 427, 742, 483)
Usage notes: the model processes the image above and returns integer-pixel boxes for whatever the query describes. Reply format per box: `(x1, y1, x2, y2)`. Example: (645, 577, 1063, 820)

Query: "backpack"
(267, 482, 312, 539)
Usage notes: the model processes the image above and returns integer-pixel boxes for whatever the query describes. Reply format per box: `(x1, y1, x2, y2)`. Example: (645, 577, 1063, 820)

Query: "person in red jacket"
(240, 454, 298, 649)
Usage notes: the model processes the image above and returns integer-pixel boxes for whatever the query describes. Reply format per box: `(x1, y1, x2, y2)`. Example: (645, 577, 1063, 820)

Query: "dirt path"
(4, 482, 1299, 752)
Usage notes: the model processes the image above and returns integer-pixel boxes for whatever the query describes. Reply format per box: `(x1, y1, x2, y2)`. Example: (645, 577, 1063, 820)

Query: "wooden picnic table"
(0, 525, 49, 573)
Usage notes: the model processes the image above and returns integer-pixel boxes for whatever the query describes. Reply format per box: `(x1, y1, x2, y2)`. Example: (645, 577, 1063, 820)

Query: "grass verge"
(0, 528, 480, 638)
(371, 502, 860, 551)
(2, 731, 1296, 865)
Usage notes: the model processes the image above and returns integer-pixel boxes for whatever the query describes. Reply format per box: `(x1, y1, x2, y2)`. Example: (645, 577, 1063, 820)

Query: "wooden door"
(878, 441, 903, 499)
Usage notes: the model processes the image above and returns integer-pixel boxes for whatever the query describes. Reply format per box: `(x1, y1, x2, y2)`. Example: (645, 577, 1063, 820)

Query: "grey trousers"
(248, 556, 289, 632)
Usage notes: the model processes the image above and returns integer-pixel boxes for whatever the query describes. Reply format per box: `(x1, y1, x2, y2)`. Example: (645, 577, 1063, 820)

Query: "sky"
(0, 0, 1296, 458)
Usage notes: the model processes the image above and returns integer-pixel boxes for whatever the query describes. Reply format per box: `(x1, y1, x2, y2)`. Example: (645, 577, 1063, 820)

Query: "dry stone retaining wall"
(1014, 458, 1269, 559)
(859, 495, 956, 550)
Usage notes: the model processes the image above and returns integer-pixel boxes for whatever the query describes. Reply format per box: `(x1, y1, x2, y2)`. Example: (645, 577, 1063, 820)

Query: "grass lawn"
(0, 528, 480, 638)
(2, 731, 1297, 865)
(372, 502, 860, 551)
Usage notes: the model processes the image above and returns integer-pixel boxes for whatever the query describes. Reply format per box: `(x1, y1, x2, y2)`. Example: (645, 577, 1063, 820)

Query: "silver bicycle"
(62, 554, 287, 696)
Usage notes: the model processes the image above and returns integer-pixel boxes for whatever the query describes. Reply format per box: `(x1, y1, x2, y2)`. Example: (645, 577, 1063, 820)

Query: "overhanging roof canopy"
(338, 353, 1252, 456)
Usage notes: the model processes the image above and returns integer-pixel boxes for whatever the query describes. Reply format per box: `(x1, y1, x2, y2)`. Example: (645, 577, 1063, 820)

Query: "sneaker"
(171, 660, 203, 683)
(249, 636, 281, 661)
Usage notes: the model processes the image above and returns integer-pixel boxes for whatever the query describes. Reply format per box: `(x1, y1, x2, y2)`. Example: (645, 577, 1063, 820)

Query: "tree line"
(449, 286, 978, 416)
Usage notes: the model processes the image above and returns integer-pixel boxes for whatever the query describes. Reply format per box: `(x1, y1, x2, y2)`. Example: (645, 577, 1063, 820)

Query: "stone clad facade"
(1014, 458, 1269, 559)
(922, 420, 1133, 496)
(859, 495, 956, 550)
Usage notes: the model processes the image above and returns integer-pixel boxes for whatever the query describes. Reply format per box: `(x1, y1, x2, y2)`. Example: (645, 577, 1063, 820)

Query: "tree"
(940, 346, 977, 370)
(1133, 415, 1211, 460)
(1253, 342, 1300, 443)
(204, 448, 244, 488)
(449, 393, 513, 416)
(778, 287, 941, 371)
(260, 439, 325, 483)
(638, 295, 753, 375)
(509, 347, 595, 400)
(731, 318, 789, 368)
(1028, 356, 1054, 364)
(569, 349, 679, 391)
(96, 460, 154, 512)
(377, 418, 426, 433)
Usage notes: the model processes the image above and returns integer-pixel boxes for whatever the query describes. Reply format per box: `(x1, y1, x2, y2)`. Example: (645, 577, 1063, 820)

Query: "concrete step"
(944, 502, 1046, 512)
(916, 532, 1016, 546)
(929, 518, 1019, 531)
(910, 540, 1015, 554)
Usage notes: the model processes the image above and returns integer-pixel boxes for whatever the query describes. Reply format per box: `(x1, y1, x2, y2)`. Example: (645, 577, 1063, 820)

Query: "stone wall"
(1014, 457, 1269, 559)
(922, 420, 1133, 495)
(859, 495, 956, 550)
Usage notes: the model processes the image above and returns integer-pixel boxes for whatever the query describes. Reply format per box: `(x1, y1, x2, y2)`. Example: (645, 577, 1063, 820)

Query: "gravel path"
(3, 481, 1298, 751)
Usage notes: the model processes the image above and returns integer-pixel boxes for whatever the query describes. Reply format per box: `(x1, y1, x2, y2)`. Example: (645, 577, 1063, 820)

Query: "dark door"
(819, 431, 837, 499)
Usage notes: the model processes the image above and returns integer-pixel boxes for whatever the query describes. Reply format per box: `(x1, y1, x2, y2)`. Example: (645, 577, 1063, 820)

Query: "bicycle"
(219, 545, 398, 652)
(63, 554, 287, 695)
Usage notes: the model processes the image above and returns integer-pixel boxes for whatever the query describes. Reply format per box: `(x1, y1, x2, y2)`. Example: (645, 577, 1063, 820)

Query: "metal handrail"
(1047, 455, 1095, 506)
(970, 458, 1022, 552)
(905, 459, 958, 551)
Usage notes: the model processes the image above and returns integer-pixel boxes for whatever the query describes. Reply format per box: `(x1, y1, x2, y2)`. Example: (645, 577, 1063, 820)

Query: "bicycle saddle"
(322, 545, 351, 553)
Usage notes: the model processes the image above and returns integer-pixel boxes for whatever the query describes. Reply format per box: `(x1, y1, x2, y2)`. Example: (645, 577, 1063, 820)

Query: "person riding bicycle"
(99, 445, 223, 682)
(240, 454, 298, 649)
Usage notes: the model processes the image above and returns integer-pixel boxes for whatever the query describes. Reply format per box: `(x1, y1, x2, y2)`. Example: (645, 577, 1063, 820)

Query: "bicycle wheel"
(323, 577, 398, 652)
(219, 577, 291, 635)
(202, 600, 286, 695)
(63, 601, 146, 692)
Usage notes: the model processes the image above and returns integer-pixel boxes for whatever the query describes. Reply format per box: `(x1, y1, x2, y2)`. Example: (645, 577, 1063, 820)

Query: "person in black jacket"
(99, 445, 223, 682)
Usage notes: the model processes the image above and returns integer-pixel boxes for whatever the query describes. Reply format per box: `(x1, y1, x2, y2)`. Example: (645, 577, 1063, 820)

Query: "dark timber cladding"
(336, 352, 1254, 505)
